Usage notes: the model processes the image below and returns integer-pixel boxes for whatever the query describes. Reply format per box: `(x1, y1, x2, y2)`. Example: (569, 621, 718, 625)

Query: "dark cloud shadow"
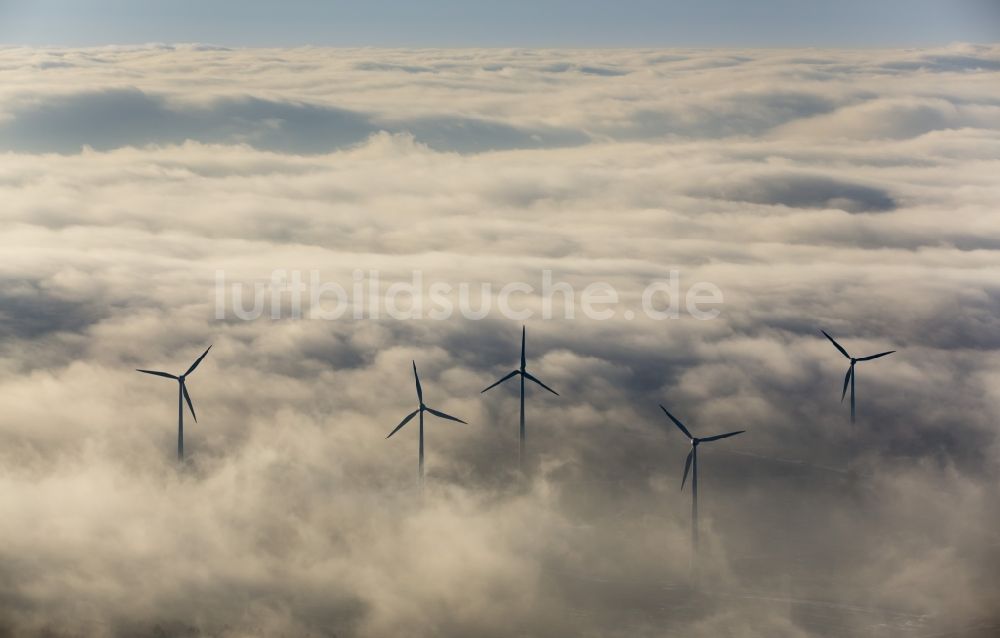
(0, 88, 590, 154)
(881, 54, 1000, 73)
(354, 61, 437, 74)
(692, 172, 896, 213)
(0, 88, 374, 154)
(621, 92, 841, 139)
(541, 62, 629, 76)
(389, 115, 589, 153)
(0, 282, 107, 340)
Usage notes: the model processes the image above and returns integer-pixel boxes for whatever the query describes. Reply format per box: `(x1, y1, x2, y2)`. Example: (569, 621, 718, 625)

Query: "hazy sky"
(1, 0, 999, 46)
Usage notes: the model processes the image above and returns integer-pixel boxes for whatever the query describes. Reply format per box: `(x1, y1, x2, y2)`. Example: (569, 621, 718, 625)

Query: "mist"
(1, 45, 999, 636)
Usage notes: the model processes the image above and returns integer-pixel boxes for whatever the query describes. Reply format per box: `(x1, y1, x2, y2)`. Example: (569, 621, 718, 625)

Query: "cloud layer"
(1, 44, 1000, 636)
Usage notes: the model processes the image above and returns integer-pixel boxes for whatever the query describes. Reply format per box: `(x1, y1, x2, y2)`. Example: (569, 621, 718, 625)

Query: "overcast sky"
(1, 0, 999, 46)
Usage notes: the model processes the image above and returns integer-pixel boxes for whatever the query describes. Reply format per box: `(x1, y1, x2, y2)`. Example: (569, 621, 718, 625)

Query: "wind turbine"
(660, 405, 744, 555)
(481, 326, 558, 472)
(821, 330, 895, 423)
(136, 345, 212, 461)
(387, 361, 467, 484)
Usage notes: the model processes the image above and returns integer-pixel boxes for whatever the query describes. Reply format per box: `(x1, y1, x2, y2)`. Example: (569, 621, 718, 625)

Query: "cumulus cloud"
(0, 44, 999, 636)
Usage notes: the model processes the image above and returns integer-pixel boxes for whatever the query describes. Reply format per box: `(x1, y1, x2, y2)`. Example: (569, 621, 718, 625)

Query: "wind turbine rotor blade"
(412, 361, 423, 403)
(181, 381, 197, 423)
(681, 449, 693, 490)
(386, 409, 419, 438)
(700, 430, 746, 442)
(841, 365, 853, 402)
(523, 371, 559, 396)
(481, 370, 519, 393)
(425, 407, 467, 424)
(521, 326, 526, 369)
(821, 330, 851, 359)
(136, 369, 178, 379)
(659, 405, 692, 438)
(857, 350, 895, 361)
(184, 345, 213, 376)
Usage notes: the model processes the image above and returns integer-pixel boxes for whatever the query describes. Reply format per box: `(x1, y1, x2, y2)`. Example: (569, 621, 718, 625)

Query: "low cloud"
(0, 45, 998, 636)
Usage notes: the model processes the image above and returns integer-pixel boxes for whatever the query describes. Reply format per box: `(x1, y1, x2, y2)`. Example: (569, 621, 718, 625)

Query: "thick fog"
(1, 45, 999, 636)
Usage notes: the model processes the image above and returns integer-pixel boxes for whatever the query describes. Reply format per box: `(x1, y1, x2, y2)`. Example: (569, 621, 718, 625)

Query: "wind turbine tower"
(482, 327, 558, 473)
(387, 361, 467, 484)
(660, 405, 745, 555)
(137, 345, 212, 461)
(821, 330, 895, 423)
